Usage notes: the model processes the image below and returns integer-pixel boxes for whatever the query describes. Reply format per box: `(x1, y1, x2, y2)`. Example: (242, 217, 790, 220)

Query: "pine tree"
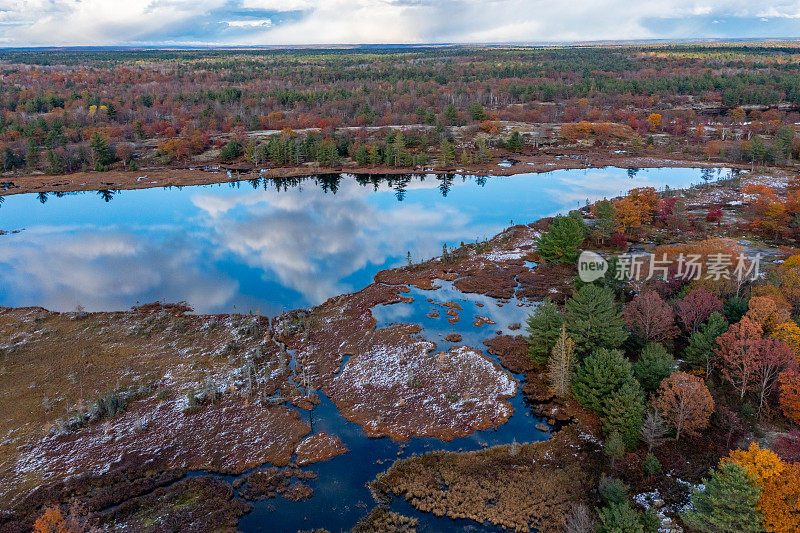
(682, 462, 763, 533)
(89, 132, 114, 170)
(602, 380, 646, 448)
(593, 199, 616, 242)
(439, 138, 455, 167)
(633, 343, 676, 392)
(525, 299, 563, 365)
(565, 284, 628, 353)
(573, 348, 635, 413)
(685, 312, 729, 376)
(536, 213, 587, 263)
(548, 324, 576, 397)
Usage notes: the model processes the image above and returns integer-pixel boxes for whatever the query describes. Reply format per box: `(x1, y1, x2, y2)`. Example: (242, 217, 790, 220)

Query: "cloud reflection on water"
(0, 169, 731, 314)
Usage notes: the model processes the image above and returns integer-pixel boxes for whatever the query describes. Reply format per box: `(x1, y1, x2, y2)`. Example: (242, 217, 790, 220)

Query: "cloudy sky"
(0, 0, 799, 46)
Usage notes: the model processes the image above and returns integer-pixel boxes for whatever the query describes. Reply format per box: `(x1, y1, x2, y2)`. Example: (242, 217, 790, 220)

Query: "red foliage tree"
(715, 317, 764, 399)
(623, 290, 679, 342)
(753, 339, 797, 415)
(652, 371, 715, 441)
(779, 371, 800, 425)
(706, 205, 723, 224)
(676, 288, 723, 333)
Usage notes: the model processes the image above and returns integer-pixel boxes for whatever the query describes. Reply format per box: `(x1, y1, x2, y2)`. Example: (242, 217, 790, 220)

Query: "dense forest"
(4, 43, 800, 174)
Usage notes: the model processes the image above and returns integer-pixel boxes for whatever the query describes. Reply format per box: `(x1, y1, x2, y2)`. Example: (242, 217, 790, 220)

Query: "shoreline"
(0, 150, 745, 198)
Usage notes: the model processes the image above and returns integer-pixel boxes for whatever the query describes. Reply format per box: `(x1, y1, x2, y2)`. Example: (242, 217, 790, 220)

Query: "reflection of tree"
(438, 173, 455, 197)
(627, 168, 640, 178)
(475, 176, 487, 187)
(701, 168, 715, 181)
(318, 173, 341, 194)
(391, 174, 412, 202)
(37, 192, 48, 204)
(97, 189, 117, 202)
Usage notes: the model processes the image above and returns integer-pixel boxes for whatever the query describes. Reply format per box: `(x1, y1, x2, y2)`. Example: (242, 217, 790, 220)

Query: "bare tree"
(641, 409, 669, 452)
(548, 325, 576, 397)
(564, 503, 596, 533)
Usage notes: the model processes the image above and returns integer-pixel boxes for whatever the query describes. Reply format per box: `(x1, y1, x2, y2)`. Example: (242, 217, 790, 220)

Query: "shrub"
(642, 453, 662, 476)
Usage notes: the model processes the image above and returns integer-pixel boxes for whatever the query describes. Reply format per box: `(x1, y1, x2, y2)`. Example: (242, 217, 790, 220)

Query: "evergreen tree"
(506, 131, 524, 152)
(89, 132, 114, 170)
(439, 138, 455, 167)
(603, 380, 646, 448)
(443, 103, 458, 123)
(724, 297, 749, 323)
(525, 299, 563, 365)
(633, 343, 676, 392)
(565, 284, 628, 353)
(536, 212, 587, 263)
(682, 462, 763, 533)
(685, 312, 729, 376)
(598, 501, 645, 533)
(573, 348, 635, 413)
(642, 453, 662, 476)
(594, 199, 616, 242)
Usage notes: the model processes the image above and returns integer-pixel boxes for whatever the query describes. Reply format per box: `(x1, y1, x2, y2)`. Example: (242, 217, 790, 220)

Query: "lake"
(0, 167, 735, 315)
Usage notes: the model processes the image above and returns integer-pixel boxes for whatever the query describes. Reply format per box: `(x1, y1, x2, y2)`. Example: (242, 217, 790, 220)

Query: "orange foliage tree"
(745, 296, 791, 335)
(726, 443, 800, 533)
(652, 371, 714, 441)
(760, 462, 800, 533)
(648, 112, 662, 131)
(33, 507, 70, 533)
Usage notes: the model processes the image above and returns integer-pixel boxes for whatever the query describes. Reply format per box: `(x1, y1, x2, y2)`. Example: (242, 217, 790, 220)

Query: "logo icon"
(578, 251, 608, 282)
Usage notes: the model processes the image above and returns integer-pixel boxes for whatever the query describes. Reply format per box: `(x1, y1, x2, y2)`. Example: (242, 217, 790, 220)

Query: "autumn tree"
(33, 507, 71, 533)
(751, 338, 797, 416)
(745, 296, 791, 335)
(535, 213, 586, 263)
(623, 290, 679, 342)
(771, 321, 800, 357)
(647, 113, 661, 131)
(759, 462, 800, 533)
(548, 325, 576, 397)
(716, 317, 764, 399)
(778, 371, 800, 424)
(682, 461, 763, 533)
(525, 299, 563, 365)
(652, 371, 714, 441)
(726, 443, 786, 486)
(676, 288, 723, 334)
(565, 284, 627, 354)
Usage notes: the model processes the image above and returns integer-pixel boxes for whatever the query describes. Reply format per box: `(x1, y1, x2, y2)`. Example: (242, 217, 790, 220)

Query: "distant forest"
(3, 43, 800, 173)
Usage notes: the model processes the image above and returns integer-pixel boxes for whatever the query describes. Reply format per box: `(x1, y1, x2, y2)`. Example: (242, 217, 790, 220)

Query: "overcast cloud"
(0, 0, 799, 46)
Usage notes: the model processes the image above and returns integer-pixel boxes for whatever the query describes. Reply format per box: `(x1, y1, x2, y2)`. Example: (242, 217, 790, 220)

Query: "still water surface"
(0, 167, 734, 315)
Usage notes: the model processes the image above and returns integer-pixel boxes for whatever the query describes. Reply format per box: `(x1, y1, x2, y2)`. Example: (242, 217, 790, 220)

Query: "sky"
(0, 0, 800, 47)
